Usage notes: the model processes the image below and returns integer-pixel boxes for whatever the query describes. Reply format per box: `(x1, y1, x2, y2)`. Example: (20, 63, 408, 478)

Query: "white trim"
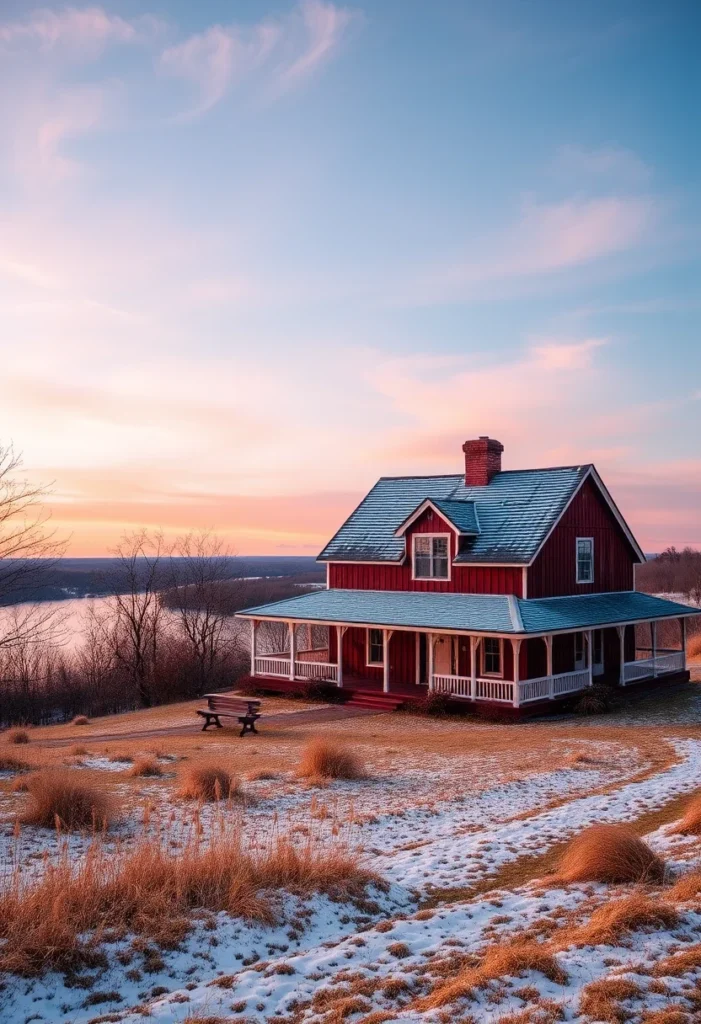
(326, 563, 330, 589)
(394, 498, 476, 539)
(522, 566, 528, 599)
(576, 536, 595, 585)
(366, 627, 384, 667)
(507, 594, 524, 632)
(482, 636, 504, 678)
(323, 558, 525, 568)
(411, 533, 452, 582)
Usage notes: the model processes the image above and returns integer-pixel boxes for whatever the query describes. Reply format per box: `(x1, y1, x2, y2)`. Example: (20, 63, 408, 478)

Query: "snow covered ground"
(2, 716, 701, 1022)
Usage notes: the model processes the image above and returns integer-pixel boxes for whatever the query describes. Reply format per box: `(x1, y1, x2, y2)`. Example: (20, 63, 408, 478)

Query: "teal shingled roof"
(237, 589, 699, 635)
(430, 499, 480, 535)
(318, 467, 591, 564)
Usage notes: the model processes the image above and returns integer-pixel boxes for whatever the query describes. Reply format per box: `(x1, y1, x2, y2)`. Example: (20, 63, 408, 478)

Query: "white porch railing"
(623, 650, 685, 685)
(432, 668, 591, 706)
(253, 654, 338, 683)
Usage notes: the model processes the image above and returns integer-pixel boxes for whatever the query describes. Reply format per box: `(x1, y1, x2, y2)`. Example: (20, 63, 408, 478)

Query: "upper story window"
(576, 537, 594, 584)
(413, 535, 449, 579)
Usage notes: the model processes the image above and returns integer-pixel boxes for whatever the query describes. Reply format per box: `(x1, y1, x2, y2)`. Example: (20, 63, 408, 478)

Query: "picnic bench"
(197, 693, 262, 736)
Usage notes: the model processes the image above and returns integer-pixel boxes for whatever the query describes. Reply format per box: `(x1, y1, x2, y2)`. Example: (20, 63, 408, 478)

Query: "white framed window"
(482, 637, 503, 677)
(574, 631, 586, 669)
(576, 537, 594, 584)
(366, 628, 384, 666)
(412, 534, 450, 580)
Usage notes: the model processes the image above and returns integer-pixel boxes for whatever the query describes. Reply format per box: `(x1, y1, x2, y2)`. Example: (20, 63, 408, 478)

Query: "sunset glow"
(1, 1, 699, 555)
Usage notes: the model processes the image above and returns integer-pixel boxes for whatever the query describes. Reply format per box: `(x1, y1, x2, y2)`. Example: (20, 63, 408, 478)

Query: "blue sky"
(0, 0, 699, 553)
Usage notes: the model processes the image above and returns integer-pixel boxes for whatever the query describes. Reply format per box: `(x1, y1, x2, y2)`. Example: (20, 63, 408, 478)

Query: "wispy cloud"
(532, 337, 608, 369)
(159, 0, 356, 119)
(0, 6, 161, 57)
(554, 145, 651, 186)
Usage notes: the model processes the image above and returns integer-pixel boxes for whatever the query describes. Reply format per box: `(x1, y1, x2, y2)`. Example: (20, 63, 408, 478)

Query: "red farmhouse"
(237, 437, 698, 713)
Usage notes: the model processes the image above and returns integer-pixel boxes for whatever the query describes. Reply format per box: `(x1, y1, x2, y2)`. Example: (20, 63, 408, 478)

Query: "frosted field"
(2, 683, 701, 1023)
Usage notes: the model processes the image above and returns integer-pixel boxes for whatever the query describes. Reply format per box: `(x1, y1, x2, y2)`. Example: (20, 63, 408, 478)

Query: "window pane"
(415, 536, 431, 553)
(483, 638, 501, 674)
(433, 556, 449, 578)
(415, 554, 432, 578)
(432, 537, 448, 557)
(577, 539, 593, 582)
(368, 629, 383, 664)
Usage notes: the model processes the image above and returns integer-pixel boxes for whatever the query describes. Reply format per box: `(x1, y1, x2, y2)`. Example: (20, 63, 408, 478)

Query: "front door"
(434, 635, 456, 676)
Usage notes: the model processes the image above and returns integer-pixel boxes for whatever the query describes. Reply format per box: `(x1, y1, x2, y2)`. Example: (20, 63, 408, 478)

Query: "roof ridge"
(508, 594, 524, 632)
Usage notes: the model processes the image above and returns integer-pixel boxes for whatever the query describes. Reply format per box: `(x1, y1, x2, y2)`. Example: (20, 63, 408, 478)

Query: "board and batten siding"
(527, 477, 636, 598)
(328, 505, 523, 596)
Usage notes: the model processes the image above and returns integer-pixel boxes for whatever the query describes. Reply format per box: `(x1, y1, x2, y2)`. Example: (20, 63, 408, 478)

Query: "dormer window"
(413, 535, 449, 580)
(576, 537, 594, 584)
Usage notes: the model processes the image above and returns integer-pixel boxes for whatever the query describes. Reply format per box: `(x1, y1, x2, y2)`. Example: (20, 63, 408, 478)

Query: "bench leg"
(202, 714, 222, 731)
(239, 719, 257, 737)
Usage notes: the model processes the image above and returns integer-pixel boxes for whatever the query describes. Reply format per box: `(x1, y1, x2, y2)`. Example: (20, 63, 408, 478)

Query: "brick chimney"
(462, 436, 504, 487)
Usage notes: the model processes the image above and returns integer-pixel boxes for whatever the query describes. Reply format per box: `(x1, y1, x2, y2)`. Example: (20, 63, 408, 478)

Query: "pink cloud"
(531, 337, 608, 370)
(276, 0, 356, 87)
(0, 6, 160, 56)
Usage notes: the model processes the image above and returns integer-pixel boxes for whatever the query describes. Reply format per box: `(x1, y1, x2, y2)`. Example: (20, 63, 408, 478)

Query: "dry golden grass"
(0, 754, 29, 773)
(668, 870, 701, 901)
(177, 764, 238, 801)
(10, 774, 31, 792)
(69, 744, 88, 756)
(567, 894, 678, 947)
(127, 755, 163, 778)
(579, 978, 641, 1022)
(651, 943, 701, 978)
(5, 728, 29, 745)
(672, 793, 701, 835)
(20, 772, 114, 831)
(0, 829, 377, 977)
(640, 1010, 691, 1024)
(688, 634, 701, 659)
(298, 739, 364, 781)
(556, 824, 665, 884)
(71, 715, 89, 726)
(417, 940, 567, 1009)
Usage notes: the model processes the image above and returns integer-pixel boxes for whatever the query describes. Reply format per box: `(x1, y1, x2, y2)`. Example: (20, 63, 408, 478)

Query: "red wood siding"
(527, 477, 636, 598)
(330, 627, 418, 685)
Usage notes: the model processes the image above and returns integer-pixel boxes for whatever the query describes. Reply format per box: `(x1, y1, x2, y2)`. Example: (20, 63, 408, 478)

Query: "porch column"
(617, 625, 626, 686)
(288, 621, 296, 681)
(545, 635, 554, 698)
(470, 636, 478, 701)
(651, 621, 657, 678)
(511, 638, 522, 708)
(586, 629, 593, 688)
(383, 629, 393, 694)
(336, 625, 346, 688)
(681, 617, 687, 669)
(250, 620, 258, 677)
(428, 633, 434, 691)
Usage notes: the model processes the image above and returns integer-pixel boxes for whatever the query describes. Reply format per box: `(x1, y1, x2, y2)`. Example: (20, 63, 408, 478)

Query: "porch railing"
(296, 648, 330, 663)
(623, 650, 685, 685)
(253, 654, 338, 683)
(432, 668, 591, 705)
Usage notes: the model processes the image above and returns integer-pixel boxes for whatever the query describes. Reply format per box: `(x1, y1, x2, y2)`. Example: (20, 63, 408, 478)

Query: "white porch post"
(586, 629, 593, 688)
(545, 635, 554, 698)
(617, 625, 626, 686)
(250, 620, 258, 677)
(682, 617, 687, 669)
(383, 629, 393, 694)
(651, 621, 657, 677)
(336, 625, 346, 688)
(288, 621, 296, 681)
(470, 636, 478, 701)
(428, 633, 434, 692)
(512, 638, 522, 708)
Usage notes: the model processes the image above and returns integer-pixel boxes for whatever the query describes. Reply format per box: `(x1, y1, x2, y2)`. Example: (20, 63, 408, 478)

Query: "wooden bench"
(197, 694, 262, 736)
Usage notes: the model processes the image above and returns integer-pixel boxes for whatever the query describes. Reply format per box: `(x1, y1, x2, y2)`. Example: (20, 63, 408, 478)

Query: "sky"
(1, 0, 700, 557)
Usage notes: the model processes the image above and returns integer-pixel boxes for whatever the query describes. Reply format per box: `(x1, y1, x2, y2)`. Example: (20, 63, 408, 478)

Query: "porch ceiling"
(237, 588, 699, 636)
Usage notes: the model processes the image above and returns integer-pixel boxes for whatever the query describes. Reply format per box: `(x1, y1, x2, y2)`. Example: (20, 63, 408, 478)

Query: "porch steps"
(344, 691, 407, 712)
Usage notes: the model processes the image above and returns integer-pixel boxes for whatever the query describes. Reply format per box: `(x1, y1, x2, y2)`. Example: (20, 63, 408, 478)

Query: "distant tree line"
(0, 445, 316, 726)
(637, 547, 701, 605)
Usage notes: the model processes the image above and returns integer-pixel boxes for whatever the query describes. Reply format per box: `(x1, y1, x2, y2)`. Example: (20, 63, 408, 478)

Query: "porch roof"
(237, 589, 699, 636)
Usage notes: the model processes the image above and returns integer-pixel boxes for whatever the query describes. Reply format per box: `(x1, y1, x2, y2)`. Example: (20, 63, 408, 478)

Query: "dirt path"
(37, 704, 380, 747)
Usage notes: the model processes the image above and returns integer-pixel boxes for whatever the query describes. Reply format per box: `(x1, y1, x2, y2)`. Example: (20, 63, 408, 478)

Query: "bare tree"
(0, 444, 66, 650)
(166, 532, 243, 696)
(101, 530, 166, 707)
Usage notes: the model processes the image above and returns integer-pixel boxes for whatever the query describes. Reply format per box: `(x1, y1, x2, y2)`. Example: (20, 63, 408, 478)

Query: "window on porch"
(482, 637, 503, 677)
(367, 628, 384, 666)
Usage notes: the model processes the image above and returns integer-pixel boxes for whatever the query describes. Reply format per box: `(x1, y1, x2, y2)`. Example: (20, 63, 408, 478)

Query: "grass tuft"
(20, 772, 114, 831)
(671, 793, 701, 835)
(556, 824, 665, 884)
(0, 754, 30, 773)
(5, 729, 30, 745)
(297, 739, 364, 781)
(668, 870, 701, 901)
(127, 756, 163, 778)
(0, 830, 377, 977)
(178, 764, 238, 802)
(570, 894, 678, 947)
(71, 715, 90, 726)
(579, 978, 640, 1022)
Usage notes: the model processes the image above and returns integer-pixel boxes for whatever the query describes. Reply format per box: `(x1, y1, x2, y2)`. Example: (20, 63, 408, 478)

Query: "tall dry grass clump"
(6, 729, 29, 745)
(20, 772, 114, 831)
(569, 894, 678, 947)
(672, 793, 701, 835)
(178, 764, 238, 801)
(0, 829, 378, 977)
(556, 824, 665, 884)
(297, 739, 364, 781)
(0, 754, 29, 773)
(71, 715, 90, 726)
(128, 756, 163, 778)
(688, 634, 701, 659)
